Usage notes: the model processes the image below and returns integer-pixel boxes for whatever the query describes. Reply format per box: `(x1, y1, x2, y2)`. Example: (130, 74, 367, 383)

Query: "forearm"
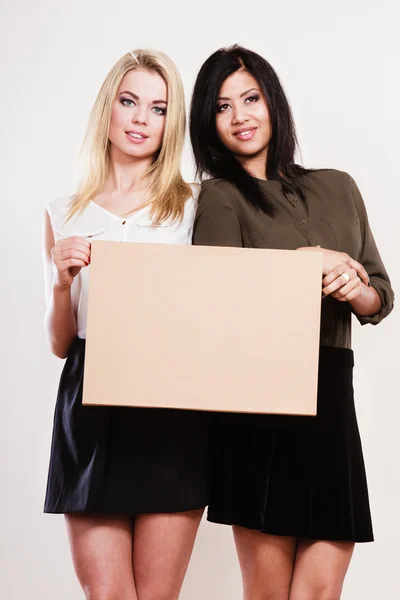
(44, 284, 77, 358)
(349, 282, 382, 317)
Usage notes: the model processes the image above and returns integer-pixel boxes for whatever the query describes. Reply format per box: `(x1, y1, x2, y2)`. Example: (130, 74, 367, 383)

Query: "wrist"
(349, 282, 381, 316)
(349, 283, 365, 306)
(52, 280, 72, 294)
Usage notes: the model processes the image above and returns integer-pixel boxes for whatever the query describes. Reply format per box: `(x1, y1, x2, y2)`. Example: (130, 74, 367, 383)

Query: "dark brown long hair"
(190, 45, 311, 216)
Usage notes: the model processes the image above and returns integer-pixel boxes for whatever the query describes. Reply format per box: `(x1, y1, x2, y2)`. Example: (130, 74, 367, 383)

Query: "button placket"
(121, 219, 129, 241)
(300, 220, 320, 247)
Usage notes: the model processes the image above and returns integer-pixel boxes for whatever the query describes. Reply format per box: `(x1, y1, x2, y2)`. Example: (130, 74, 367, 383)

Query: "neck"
(238, 148, 268, 180)
(104, 145, 155, 194)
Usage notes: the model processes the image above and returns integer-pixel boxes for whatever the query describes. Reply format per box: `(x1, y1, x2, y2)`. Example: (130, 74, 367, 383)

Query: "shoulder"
(201, 178, 237, 194)
(46, 195, 98, 239)
(300, 169, 365, 211)
(299, 168, 355, 191)
(46, 196, 74, 228)
(46, 195, 72, 217)
(192, 179, 241, 223)
(198, 178, 239, 205)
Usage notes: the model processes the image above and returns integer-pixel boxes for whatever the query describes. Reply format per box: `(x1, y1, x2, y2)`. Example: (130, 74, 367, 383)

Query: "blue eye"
(120, 97, 135, 107)
(152, 106, 166, 115)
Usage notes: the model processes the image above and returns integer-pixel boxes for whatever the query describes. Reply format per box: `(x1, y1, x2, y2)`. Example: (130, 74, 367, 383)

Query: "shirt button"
(302, 219, 308, 224)
(122, 220, 127, 225)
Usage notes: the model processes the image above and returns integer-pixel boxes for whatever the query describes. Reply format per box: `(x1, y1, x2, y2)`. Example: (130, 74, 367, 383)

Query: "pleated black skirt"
(44, 338, 211, 514)
(207, 346, 374, 542)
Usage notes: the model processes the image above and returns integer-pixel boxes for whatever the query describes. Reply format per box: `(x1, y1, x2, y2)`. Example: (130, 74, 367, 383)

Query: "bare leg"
(233, 526, 297, 600)
(133, 509, 204, 600)
(65, 513, 138, 600)
(289, 539, 355, 600)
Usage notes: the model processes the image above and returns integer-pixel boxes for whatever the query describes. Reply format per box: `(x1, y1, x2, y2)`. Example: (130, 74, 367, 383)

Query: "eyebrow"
(119, 90, 167, 104)
(217, 87, 260, 101)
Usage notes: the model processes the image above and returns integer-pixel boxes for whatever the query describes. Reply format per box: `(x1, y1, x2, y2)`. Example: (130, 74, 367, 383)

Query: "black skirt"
(207, 346, 374, 542)
(44, 338, 211, 514)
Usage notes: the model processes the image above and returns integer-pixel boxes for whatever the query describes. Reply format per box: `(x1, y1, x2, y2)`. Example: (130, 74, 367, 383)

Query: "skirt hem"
(207, 515, 374, 544)
(44, 501, 208, 516)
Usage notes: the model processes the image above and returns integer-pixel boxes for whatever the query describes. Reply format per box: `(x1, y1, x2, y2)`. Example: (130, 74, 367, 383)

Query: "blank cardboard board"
(82, 241, 322, 415)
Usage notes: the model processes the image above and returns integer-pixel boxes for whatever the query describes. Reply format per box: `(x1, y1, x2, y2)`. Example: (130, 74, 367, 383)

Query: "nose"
(132, 106, 147, 126)
(231, 105, 249, 126)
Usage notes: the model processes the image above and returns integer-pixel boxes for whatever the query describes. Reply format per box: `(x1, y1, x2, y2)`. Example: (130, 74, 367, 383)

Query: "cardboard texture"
(82, 241, 322, 415)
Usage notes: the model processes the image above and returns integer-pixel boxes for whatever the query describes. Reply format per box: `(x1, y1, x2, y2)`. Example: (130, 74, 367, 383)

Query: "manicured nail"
(368, 281, 371, 287)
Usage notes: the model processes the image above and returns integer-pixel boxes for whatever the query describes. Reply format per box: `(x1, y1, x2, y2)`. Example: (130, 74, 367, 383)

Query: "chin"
(123, 146, 156, 159)
(233, 145, 265, 158)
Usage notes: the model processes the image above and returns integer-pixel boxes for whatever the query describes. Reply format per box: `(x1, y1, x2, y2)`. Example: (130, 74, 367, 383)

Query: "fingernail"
(368, 281, 371, 287)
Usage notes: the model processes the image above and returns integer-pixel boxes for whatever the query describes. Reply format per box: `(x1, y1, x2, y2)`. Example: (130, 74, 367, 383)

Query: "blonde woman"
(43, 50, 209, 600)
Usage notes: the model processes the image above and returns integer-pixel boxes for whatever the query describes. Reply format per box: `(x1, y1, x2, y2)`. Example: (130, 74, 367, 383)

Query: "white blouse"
(47, 186, 198, 339)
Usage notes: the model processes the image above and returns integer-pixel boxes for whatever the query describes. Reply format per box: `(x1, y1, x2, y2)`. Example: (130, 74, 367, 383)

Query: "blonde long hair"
(66, 49, 192, 223)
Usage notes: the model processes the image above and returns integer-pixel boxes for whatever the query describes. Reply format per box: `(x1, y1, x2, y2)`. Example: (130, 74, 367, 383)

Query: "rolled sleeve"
(347, 172, 395, 325)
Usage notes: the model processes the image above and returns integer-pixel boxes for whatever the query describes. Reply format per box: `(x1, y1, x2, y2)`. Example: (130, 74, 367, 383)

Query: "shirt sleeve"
(346, 172, 395, 325)
(192, 183, 243, 248)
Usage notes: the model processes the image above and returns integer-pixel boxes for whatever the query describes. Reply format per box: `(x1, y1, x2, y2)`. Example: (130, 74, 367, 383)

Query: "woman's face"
(109, 69, 167, 159)
(216, 70, 271, 161)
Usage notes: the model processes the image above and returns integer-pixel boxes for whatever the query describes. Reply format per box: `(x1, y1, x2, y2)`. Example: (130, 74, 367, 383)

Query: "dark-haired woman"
(190, 45, 394, 599)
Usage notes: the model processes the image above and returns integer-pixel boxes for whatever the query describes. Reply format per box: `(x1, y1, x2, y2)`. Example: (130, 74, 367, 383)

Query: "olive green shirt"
(192, 169, 394, 348)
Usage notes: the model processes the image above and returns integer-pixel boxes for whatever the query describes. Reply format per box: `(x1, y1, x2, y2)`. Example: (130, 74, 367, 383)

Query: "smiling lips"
(126, 130, 149, 144)
(233, 127, 257, 141)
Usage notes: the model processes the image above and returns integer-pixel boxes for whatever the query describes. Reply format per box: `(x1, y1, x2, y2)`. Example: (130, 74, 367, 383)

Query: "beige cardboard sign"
(82, 241, 322, 415)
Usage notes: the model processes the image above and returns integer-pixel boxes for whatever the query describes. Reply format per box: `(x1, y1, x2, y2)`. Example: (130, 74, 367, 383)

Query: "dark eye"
(217, 103, 230, 113)
(120, 97, 135, 107)
(245, 94, 259, 104)
(152, 106, 166, 115)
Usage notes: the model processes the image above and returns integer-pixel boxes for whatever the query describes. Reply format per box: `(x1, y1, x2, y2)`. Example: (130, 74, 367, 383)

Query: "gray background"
(1, 0, 399, 598)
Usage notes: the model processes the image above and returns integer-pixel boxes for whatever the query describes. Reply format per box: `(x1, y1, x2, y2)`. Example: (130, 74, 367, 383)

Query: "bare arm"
(42, 210, 89, 358)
